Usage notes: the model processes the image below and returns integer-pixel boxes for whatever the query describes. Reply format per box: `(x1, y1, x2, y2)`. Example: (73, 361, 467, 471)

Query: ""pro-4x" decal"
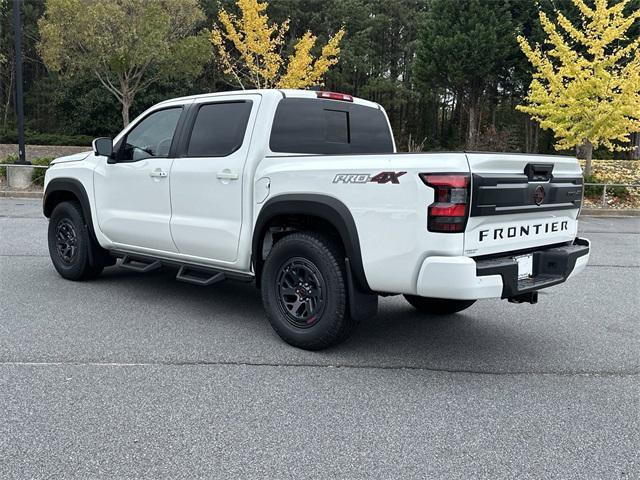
(333, 171, 406, 184)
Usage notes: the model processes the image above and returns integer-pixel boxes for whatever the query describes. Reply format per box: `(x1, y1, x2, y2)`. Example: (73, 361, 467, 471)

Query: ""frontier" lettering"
(479, 221, 569, 242)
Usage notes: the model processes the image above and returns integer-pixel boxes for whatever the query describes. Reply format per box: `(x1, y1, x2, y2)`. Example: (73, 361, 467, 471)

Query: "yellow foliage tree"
(211, 0, 345, 90)
(517, 0, 640, 176)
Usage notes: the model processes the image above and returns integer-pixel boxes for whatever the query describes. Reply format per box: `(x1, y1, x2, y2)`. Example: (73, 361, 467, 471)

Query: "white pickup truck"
(43, 89, 590, 350)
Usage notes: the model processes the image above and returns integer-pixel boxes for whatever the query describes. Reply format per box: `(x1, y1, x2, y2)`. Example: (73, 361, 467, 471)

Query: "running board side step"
(176, 265, 226, 286)
(110, 250, 253, 283)
(120, 254, 162, 273)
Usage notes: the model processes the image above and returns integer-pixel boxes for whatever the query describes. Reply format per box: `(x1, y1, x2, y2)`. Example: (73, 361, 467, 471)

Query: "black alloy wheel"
(275, 257, 327, 328)
(47, 201, 107, 280)
(55, 218, 79, 264)
(261, 232, 359, 350)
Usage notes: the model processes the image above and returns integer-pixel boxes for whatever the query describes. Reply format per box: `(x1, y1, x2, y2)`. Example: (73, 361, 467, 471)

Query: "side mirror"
(92, 137, 113, 158)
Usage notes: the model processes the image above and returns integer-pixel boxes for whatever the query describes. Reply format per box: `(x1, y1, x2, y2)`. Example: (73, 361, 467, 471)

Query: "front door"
(169, 96, 259, 264)
(94, 106, 184, 253)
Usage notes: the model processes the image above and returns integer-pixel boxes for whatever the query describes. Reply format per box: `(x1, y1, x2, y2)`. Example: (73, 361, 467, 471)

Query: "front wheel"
(48, 201, 105, 281)
(261, 232, 358, 350)
(403, 295, 476, 315)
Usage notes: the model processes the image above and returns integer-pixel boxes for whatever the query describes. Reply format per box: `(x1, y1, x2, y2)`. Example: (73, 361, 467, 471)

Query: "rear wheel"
(403, 295, 476, 315)
(48, 201, 105, 281)
(261, 232, 358, 350)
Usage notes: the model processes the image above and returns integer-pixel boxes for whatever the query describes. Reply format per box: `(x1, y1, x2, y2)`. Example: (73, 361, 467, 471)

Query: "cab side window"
(120, 107, 182, 162)
(269, 98, 394, 154)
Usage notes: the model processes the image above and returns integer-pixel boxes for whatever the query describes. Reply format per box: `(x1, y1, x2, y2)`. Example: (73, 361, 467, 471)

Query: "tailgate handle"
(524, 163, 554, 182)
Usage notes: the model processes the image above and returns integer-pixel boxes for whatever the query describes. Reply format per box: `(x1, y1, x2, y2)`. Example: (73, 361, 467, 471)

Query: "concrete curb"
(0, 190, 44, 199)
(580, 208, 640, 217)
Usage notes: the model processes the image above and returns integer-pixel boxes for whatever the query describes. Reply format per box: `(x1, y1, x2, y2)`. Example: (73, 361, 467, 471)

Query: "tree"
(37, 0, 211, 126)
(211, 0, 345, 89)
(414, 0, 517, 149)
(517, 0, 640, 176)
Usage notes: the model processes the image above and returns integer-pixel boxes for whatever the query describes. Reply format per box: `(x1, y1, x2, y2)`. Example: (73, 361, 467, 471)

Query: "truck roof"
(157, 88, 381, 110)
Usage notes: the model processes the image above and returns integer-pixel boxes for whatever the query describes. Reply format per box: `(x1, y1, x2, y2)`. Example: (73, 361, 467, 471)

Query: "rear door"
(464, 153, 583, 257)
(169, 95, 260, 264)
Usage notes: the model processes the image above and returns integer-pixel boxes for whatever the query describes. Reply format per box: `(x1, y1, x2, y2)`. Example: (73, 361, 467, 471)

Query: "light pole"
(13, 0, 28, 164)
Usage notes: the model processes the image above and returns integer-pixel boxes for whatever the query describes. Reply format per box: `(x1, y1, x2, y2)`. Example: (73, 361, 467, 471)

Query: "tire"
(261, 232, 358, 350)
(47, 201, 105, 281)
(403, 295, 476, 315)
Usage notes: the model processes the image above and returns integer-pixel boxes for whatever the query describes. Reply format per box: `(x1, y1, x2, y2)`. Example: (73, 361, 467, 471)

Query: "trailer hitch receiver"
(508, 291, 538, 304)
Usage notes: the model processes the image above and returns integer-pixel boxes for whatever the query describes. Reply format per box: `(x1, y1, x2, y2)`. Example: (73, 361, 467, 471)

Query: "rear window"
(269, 98, 394, 154)
(186, 101, 252, 157)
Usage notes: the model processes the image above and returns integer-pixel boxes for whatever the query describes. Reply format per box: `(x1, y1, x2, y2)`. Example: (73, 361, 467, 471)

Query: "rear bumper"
(416, 237, 590, 300)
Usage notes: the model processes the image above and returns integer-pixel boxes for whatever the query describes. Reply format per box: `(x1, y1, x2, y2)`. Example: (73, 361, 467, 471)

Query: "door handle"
(149, 169, 168, 178)
(216, 170, 239, 180)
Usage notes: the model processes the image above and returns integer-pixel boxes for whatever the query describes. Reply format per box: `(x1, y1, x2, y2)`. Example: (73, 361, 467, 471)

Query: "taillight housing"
(420, 174, 470, 233)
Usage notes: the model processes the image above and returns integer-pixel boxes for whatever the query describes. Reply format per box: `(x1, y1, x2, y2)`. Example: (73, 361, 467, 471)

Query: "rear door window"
(186, 101, 253, 157)
(269, 98, 394, 154)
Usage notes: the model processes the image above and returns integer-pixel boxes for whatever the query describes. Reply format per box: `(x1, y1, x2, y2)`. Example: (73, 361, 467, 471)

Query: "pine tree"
(414, 0, 516, 149)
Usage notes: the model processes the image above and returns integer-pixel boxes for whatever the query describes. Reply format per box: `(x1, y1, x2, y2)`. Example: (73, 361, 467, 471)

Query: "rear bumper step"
(475, 238, 590, 298)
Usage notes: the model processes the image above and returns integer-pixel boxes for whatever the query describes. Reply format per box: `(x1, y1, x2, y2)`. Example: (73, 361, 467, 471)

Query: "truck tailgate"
(463, 153, 583, 257)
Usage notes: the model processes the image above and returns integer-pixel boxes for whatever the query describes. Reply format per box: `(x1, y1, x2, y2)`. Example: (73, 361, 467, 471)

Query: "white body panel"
(45, 155, 108, 251)
(464, 212, 578, 257)
(416, 257, 503, 300)
(44, 89, 590, 300)
(94, 157, 177, 252)
(464, 153, 582, 257)
(169, 94, 263, 264)
(255, 152, 469, 293)
(567, 239, 591, 279)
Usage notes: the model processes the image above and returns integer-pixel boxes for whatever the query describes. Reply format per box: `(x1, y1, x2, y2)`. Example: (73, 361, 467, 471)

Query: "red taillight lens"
(422, 175, 468, 188)
(316, 91, 354, 102)
(429, 204, 467, 217)
(420, 173, 470, 233)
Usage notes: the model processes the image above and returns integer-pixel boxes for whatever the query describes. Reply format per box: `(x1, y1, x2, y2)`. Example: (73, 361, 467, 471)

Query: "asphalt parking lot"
(0, 197, 638, 479)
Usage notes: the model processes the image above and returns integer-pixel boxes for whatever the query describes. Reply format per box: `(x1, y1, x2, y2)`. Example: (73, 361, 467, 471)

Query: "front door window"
(120, 108, 182, 162)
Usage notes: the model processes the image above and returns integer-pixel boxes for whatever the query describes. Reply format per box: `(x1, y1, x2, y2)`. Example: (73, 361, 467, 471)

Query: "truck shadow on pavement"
(87, 264, 549, 372)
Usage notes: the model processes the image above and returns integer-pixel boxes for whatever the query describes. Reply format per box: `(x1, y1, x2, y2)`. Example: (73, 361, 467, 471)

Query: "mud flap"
(345, 258, 378, 321)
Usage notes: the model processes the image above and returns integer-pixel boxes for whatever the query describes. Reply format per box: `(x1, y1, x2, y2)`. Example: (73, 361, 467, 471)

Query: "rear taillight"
(316, 91, 354, 102)
(420, 174, 470, 233)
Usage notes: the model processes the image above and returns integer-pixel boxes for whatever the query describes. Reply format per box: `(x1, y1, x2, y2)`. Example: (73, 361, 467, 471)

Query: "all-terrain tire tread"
(262, 232, 358, 350)
(48, 201, 104, 281)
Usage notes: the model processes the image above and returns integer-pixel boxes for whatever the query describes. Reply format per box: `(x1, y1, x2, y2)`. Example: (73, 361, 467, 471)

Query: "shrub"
(583, 174, 630, 200)
(31, 157, 54, 186)
(0, 154, 18, 179)
(583, 174, 604, 197)
(607, 184, 630, 200)
(0, 130, 92, 146)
